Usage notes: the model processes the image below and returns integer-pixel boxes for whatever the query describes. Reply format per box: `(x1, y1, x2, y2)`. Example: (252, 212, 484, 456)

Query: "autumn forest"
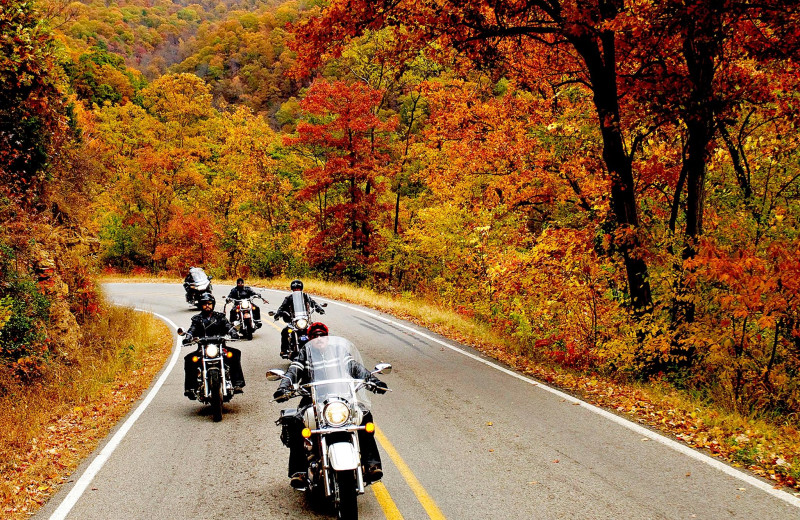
(2, 0, 800, 475)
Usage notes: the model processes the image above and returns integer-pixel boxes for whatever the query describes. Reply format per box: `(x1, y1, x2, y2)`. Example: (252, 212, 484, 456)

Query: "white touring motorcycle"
(267, 337, 392, 520)
(183, 267, 213, 308)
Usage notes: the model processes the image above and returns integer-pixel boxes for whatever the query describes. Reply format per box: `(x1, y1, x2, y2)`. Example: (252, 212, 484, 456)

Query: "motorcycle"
(225, 293, 266, 341)
(177, 329, 238, 422)
(269, 290, 327, 360)
(267, 336, 391, 520)
(183, 267, 213, 308)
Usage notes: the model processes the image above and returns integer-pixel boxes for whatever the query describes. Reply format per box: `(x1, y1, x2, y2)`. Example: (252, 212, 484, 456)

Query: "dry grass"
(0, 304, 173, 519)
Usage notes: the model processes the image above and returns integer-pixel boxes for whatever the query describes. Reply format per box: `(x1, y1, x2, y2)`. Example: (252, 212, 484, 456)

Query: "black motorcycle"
(269, 291, 327, 359)
(225, 293, 266, 341)
(177, 330, 238, 422)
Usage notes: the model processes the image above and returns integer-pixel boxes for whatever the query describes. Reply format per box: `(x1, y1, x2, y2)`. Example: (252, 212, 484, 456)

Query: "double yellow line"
(372, 426, 446, 520)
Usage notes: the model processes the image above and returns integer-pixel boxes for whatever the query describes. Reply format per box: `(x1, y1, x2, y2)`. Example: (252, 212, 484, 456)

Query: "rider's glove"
(182, 334, 193, 346)
(370, 380, 388, 394)
(317, 308, 325, 315)
(273, 389, 291, 402)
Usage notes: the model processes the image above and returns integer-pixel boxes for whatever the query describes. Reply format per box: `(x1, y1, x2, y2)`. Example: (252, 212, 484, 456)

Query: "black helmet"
(199, 293, 215, 306)
(290, 279, 303, 291)
(308, 322, 328, 339)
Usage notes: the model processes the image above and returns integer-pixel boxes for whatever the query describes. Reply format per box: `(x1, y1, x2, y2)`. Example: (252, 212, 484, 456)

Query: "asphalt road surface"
(34, 282, 800, 519)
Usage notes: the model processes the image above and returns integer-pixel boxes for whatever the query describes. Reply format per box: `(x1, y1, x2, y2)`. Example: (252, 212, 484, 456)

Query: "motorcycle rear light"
(302, 427, 311, 438)
(365, 422, 375, 434)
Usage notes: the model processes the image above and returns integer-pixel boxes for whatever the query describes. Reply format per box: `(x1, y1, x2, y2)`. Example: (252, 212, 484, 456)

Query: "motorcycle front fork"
(318, 433, 365, 497)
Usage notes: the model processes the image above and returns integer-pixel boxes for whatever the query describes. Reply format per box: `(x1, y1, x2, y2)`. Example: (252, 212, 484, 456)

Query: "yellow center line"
(375, 426, 447, 520)
(372, 481, 405, 520)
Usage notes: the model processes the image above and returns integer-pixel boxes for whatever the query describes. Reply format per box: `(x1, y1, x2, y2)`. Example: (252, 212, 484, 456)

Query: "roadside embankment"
(0, 303, 172, 519)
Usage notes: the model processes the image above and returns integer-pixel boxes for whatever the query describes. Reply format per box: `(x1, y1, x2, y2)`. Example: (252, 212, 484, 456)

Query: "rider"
(183, 266, 210, 302)
(227, 278, 263, 328)
(274, 279, 325, 358)
(181, 293, 244, 399)
(272, 326, 388, 489)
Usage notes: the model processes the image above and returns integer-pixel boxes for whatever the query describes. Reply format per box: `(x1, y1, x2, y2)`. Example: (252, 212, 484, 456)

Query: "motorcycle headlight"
(295, 318, 308, 330)
(323, 401, 350, 427)
(205, 344, 219, 358)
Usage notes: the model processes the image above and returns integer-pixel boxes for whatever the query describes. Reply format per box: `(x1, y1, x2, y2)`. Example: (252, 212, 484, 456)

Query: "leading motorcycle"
(267, 337, 392, 520)
(178, 330, 238, 422)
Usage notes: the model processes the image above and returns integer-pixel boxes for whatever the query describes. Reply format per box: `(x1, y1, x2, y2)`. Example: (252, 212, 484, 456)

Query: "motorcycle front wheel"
(244, 321, 253, 340)
(334, 470, 358, 520)
(209, 371, 223, 422)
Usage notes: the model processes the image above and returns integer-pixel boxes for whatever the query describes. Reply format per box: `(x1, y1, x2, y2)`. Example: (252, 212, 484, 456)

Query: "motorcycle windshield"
(291, 291, 308, 318)
(305, 336, 371, 409)
(189, 267, 209, 285)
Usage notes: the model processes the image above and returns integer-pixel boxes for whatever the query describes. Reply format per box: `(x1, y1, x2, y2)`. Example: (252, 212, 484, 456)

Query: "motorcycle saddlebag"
(277, 408, 298, 447)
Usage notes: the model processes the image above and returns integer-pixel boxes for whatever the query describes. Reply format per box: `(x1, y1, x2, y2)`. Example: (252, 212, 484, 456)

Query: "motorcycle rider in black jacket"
(182, 293, 244, 399)
(273, 325, 387, 489)
(227, 278, 262, 328)
(274, 279, 325, 357)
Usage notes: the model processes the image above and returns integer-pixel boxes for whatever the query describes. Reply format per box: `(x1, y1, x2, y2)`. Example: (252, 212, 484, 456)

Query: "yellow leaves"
(0, 297, 12, 333)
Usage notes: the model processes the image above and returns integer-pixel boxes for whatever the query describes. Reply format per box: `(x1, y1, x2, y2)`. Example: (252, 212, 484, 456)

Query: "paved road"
(34, 282, 800, 519)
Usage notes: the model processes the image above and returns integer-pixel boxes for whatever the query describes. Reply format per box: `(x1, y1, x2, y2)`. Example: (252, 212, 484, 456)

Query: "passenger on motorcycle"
(182, 293, 244, 399)
(227, 278, 263, 328)
(272, 326, 387, 489)
(274, 279, 325, 357)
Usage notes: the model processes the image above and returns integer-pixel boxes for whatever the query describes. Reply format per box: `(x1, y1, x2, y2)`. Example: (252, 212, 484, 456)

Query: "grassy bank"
(0, 303, 173, 519)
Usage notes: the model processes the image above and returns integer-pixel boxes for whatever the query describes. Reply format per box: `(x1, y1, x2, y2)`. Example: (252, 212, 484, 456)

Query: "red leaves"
(287, 79, 395, 277)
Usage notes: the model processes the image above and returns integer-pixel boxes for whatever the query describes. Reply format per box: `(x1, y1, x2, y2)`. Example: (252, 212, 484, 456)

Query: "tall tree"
(0, 0, 66, 211)
(291, 0, 655, 313)
(286, 79, 395, 280)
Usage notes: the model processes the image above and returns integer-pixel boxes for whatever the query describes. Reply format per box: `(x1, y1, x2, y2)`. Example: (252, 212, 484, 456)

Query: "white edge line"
(49, 308, 181, 520)
(319, 298, 800, 510)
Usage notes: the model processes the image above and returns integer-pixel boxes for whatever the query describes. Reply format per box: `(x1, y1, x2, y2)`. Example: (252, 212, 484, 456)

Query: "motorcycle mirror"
(268, 310, 276, 316)
(177, 328, 186, 336)
(321, 303, 328, 307)
(373, 363, 392, 375)
(208, 275, 213, 279)
(266, 369, 285, 381)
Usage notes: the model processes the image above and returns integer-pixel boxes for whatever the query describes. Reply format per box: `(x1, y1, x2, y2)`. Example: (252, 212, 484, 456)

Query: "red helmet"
(307, 322, 328, 339)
